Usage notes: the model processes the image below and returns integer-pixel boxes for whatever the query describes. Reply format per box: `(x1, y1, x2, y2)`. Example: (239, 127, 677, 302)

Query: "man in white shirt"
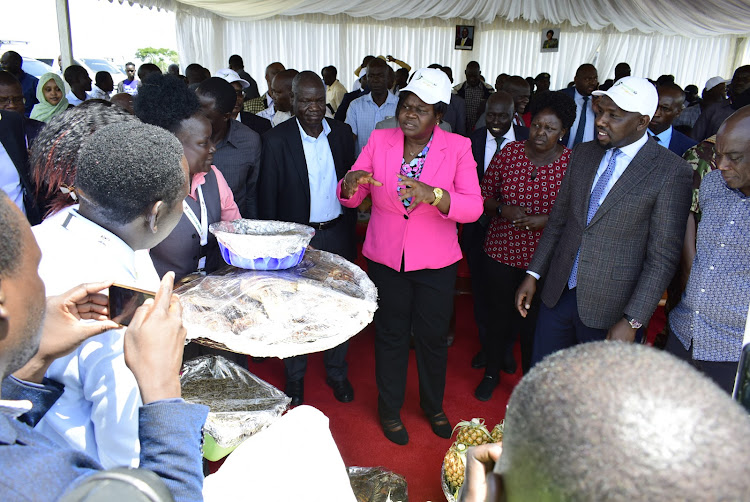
(563, 64, 598, 148)
(63, 65, 92, 106)
(259, 69, 297, 127)
(258, 71, 357, 407)
(88, 71, 113, 101)
(32, 121, 189, 468)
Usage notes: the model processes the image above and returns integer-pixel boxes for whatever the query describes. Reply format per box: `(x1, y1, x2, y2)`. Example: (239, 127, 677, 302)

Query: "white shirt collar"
(616, 132, 649, 161)
(297, 117, 331, 141)
(58, 208, 140, 280)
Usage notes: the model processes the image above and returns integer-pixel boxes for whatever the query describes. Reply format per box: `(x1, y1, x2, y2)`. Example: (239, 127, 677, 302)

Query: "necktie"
(567, 148, 621, 289)
(653, 135, 660, 143)
(495, 137, 506, 154)
(572, 96, 589, 146)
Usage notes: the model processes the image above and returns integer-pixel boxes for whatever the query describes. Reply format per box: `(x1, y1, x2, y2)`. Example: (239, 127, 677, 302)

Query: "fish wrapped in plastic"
(176, 249, 378, 358)
(180, 355, 291, 455)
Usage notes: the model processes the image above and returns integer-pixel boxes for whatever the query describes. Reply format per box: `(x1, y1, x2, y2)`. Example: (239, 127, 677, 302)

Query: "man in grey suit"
(515, 77, 692, 365)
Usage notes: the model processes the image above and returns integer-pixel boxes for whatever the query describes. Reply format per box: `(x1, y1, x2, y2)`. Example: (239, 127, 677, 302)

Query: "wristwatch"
(623, 315, 643, 330)
(431, 187, 444, 206)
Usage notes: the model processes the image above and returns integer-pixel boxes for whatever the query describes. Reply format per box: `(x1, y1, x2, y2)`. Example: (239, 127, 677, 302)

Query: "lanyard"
(183, 185, 208, 270)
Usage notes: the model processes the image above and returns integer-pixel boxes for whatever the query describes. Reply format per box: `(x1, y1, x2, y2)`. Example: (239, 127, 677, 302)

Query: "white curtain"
(175, 11, 743, 94)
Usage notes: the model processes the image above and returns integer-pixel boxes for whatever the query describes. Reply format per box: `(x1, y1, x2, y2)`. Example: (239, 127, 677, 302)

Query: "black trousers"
(461, 221, 490, 348)
(481, 253, 541, 376)
(664, 328, 739, 394)
(284, 218, 356, 382)
(367, 259, 458, 418)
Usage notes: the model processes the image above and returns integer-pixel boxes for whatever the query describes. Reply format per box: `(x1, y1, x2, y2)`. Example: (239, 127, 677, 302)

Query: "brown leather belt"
(309, 214, 342, 231)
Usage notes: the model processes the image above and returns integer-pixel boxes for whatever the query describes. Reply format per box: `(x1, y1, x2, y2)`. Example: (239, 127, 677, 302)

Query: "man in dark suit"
(648, 83, 697, 157)
(515, 77, 692, 364)
(258, 71, 357, 406)
(561, 64, 598, 148)
(0, 71, 45, 147)
(0, 110, 39, 224)
(462, 91, 528, 369)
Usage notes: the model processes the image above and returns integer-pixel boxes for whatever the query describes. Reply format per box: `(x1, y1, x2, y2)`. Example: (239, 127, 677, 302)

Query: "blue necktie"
(567, 148, 621, 289)
(572, 96, 589, 146)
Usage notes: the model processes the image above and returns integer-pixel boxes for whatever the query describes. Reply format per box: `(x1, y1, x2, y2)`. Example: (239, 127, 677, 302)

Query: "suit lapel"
(587, 141, 659, 227)
(284, 121, 311, 208)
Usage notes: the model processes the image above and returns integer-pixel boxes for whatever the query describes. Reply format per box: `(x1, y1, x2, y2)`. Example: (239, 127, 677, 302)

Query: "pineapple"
(443, 442, 467, 499)
(491, 420, 504, 443)
(452, 418, 492, 446)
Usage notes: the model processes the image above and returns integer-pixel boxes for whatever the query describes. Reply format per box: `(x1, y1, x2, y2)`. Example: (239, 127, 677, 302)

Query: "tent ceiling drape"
(121, 0, 750, 37)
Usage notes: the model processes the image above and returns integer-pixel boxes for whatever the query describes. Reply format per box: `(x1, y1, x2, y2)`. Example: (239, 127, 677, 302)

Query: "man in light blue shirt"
(258, 71, 357, 407)
(346, 58, 398, 154)
(562, 64, 598, 148)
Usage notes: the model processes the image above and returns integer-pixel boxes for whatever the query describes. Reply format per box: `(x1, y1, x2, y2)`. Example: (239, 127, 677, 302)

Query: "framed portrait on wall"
(541, 28, 560, 52)
(455, 25, 475, 50)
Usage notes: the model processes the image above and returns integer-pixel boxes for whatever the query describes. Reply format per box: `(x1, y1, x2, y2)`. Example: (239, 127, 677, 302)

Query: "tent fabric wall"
(123, 0, 750, 37)
(174, 11, 738, 94)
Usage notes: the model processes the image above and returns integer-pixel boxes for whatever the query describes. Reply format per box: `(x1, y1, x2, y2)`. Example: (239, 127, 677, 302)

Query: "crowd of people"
(1, 45, 750, 500)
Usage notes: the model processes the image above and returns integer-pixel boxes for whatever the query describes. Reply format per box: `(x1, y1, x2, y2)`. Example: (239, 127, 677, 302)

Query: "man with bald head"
(0, 51, 38, 116)
(258, 71, 357, 406)
(648, 83, 697, 156)
(458, 342, 750, 502)
(463, 91, 529, 368)
(502, 76, 531, 128)
(562, 63, 599, 147)
(262, 69, 298, 127)
(246, 62, 285, 114)
(614, 62, 631, 82)
(666, 105, 750, 393)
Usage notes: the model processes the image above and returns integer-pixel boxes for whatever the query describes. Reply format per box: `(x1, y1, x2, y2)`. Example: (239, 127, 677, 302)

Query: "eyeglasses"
(0, 96, 25, 106)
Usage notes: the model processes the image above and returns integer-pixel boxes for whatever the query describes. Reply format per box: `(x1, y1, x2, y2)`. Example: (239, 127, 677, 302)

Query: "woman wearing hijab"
(30, 72, 69, 122)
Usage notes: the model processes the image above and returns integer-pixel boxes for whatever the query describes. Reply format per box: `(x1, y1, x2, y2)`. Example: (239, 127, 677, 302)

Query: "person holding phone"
(30, 120, 190, 468)
(0, 181, 208, 501)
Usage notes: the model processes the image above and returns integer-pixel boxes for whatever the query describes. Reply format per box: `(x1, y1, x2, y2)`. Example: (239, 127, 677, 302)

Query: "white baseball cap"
(400, 67, 451, 105)
(704, 76, 728, 92)
(592, 76, 658, 118)
(215, 68, 250, 89)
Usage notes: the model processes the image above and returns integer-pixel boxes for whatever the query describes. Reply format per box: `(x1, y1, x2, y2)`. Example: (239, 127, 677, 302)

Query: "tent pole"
(56, 0, 74, 69)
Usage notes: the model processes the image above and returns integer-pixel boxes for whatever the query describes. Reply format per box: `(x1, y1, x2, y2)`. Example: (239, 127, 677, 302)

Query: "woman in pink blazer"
(338, 68, 483, 445)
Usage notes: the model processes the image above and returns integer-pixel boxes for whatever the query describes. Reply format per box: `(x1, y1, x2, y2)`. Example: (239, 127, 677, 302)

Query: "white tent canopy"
(124, 0, 750, 37)
(114, 0, 750, 93)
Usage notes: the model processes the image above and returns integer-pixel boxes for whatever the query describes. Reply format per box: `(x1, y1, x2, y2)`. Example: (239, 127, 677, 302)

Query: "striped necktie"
(567, 148, 621, 289)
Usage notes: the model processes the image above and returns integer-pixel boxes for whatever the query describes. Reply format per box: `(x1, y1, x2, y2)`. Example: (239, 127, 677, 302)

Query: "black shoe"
(380, 416, 409, 445)
(474, 375, 499, 401)
(501, 352, 517, 374)
(326, 377, 354, 403)
(427, 411, 452, 439)
(471, 350, 487, 369)
(285, 378, 304, 406)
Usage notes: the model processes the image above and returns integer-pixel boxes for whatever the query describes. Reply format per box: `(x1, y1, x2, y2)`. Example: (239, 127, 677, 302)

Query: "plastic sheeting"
(176, 249, 378, 358)
(180, 355, 290, 448)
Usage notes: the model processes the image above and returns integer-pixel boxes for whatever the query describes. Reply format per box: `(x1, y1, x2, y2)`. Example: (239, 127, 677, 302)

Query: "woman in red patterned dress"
(474, 91, 576, 401)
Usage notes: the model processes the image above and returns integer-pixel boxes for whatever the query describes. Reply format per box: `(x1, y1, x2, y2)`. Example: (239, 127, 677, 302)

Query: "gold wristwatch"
(431, 187, 444, 206)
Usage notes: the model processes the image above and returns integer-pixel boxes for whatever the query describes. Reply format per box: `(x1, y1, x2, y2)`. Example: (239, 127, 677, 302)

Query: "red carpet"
(209, 233, 667, 500)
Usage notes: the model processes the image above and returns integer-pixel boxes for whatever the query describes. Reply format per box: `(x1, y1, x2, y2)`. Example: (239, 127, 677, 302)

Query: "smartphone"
(109, 284, 156, 326)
